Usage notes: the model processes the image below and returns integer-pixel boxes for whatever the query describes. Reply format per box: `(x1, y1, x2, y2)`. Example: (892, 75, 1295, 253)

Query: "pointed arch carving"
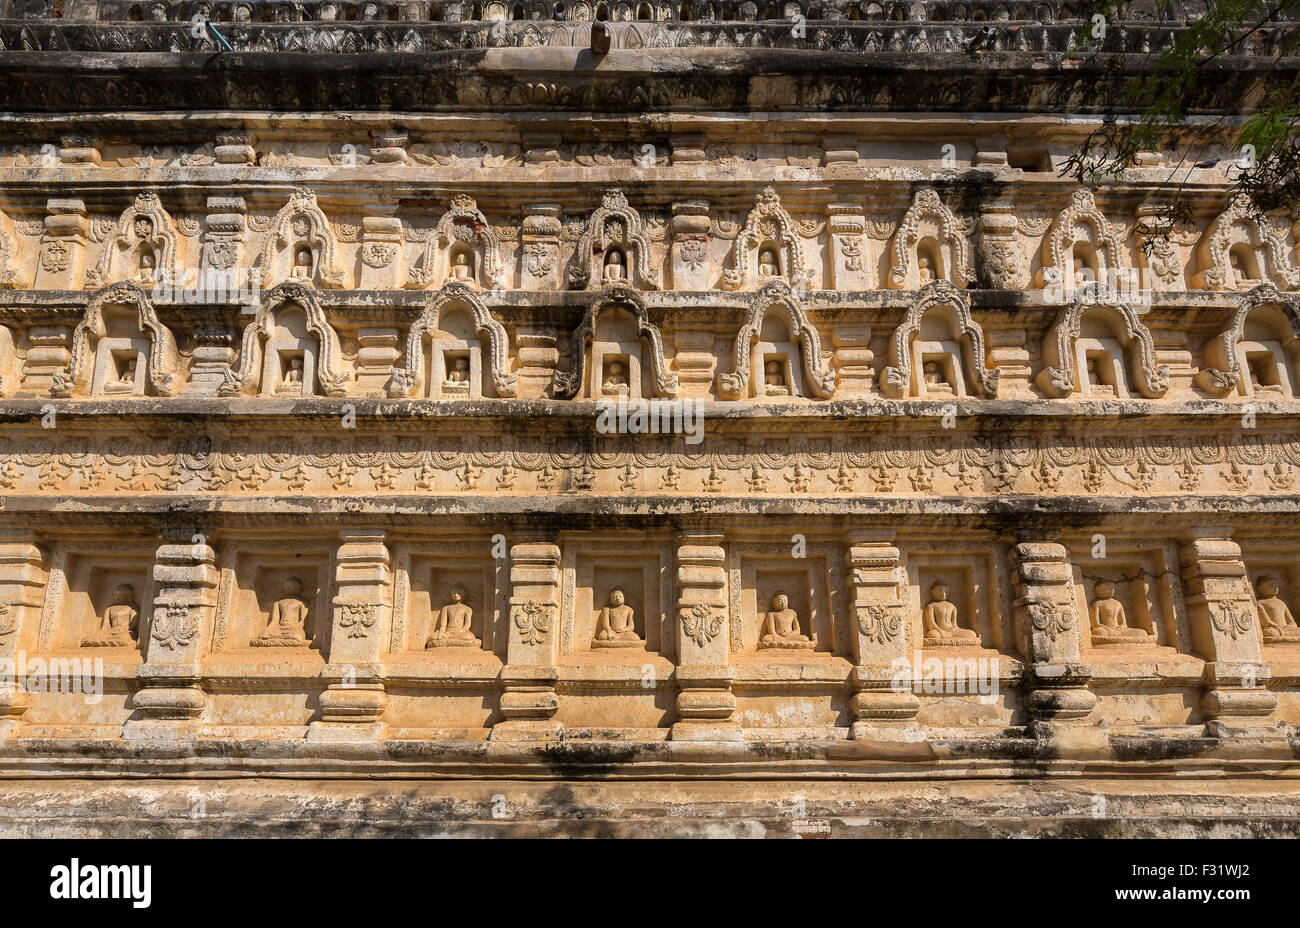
(219, 282, 349, 396)
(85, 192, 181, 290)
(879, 280, 998, 398)
(1040, 189, 1125, 287)
(551, 283, 677, 399)
(566, 189, 660, 291)
(58, 283, 181, 397)
(1195, 284, 1300, 395)
(386, 282, 517, 398)
(887, 186, 974, 289)
(1035, 301, 1168, 398)
(722, 186, 804, 291)
(1194, 196, 1300, 291)
(719, 280, 835, 399)
(406, 194, 507, 290)
(258, 188, 347, 289)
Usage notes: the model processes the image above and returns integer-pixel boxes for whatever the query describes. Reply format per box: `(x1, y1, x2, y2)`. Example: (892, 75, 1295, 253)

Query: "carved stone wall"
(0, 0, 1298, 834)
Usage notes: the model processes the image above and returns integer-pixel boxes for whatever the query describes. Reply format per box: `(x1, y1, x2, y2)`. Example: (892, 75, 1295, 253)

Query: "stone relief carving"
(58, 283, 181, 397)
(81, 583, 139, 648)
(251, 576, 311, 647)
(1088, 580, 1155, 646)
(407, 194, 507, 290)
(1039, 189, 1125, 290)
(719, 281, 835, 399)
(386, 283, 518, 398)
(566, 189, 660, 291)
(0, 208, 28, 289)
(1255, 576, 1300, 643)
(1035, 301, 1169, 399)
(426, 586, 480, 648)
(592, 588, 642, 648)
(1194, 196, 1300, 291)
(85, 191, 180, 290)
(722, 186, 804, 291)
(257, 188, 347, 289)
(1196, 285, 1300, 396)
(921, 581, 979, 647)
(887, 186, 973, 289)
(757, 591, 815, 649)
(220, 282, 350, 396)
(551, 284, 678, 399)
(878, 280, 999, 398)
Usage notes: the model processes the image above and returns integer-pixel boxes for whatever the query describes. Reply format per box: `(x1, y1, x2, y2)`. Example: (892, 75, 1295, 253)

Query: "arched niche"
(220, 282, 349, 397)
(1035, 302, 1168, 399)
(85, 192, 180, 290)
(0, 323, 15, 397)
(566, 189, 660, 291)
(0, 208, 29, 290)
(887, 186, 973, 289)
(258, 188, 347, 289)
(719, 281, 835, 399)
(1194, 197, 1300, 291)
(406, 194, 506, 290)
(552, 284, 677, 399)
(386, 283, 517, 398)
(1196, 285, 1300, 398)
(1037, 189, 1124, 293)
(722, 186, 804, 291)
(58, 283, 180, 398)
(879, 280, 998, 398)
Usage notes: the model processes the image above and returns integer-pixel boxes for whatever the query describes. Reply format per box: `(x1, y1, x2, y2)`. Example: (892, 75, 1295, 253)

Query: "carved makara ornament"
(1040, 189, 1126, 289)
(1035, 301, 1170, 399)
(220, 282, 351, 397)
(60, 283, 182, 397)
(878, 280, 999, 399)
(1195, 284, 1300, 395)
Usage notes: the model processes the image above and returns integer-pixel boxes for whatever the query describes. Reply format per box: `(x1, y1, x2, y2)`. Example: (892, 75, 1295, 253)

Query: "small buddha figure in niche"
(136, 248, 156, 285)
(603, 249, 625, 282)
(758, 592, 815, 650)
(443, 356, 470, 393)
(764, 359, 789, 396)
(602, 359, 629, 395)
(426, 585, 480, 648)
(104, 355, 137, 394)
(1249, 357, 1281, 394)
(1085, 356, 1114, 395)
(1072, 254, 1087, 286)
(758, 247, 780, 278)
(1089, 580, 1153, 644)
(922, 581, 980, 646)
(277, 356, 304, 394)
(82, 583, 139, 648)
(451, 250, 473, 282)
(292, 245, 314, 280)
(1229, 251, 1256, 288)
(1256, 576, 1300, 643)
(922, 360, 952, 394)
(592, 589, 642, 648)
(917, 253, 935, 284)
(252, 576, 310, 646)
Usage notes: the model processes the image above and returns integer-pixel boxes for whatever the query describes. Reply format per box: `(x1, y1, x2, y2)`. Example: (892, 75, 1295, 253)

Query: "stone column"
(1011, 540, 1098, 740)
(846, 534, 920, 741)
(977, 193, 1022, 291)
(827, 202, 870, 291)
(520, 204, 561, 291)
(0, 536, 45, 738)
(358, 202, 405, 290)
(831, 324, 874, 396)
(200, 195, 248, 300)
(492, 536, 562, 741)
(34, 198, 88, 290)
(308, 530, 391, 743)
(670, 200, 710, 290)
(124, 537, 219, 741)
(1178, 531, 1279, 739)
(22, 325, 73, 394)
(671, 532, 741, 741)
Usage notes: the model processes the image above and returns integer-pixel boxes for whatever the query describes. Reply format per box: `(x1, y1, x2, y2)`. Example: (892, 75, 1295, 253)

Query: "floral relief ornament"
(1028, 600, 1076, 642)
(857, 604, 903, 646)
(1211, 600, 1255, 641)
(0, 602, 16, 645)
(340, 602, 378, 639)
(681, 602, 724, 648)
(514, 600, 552, 645)
(151, 604, 199, 651)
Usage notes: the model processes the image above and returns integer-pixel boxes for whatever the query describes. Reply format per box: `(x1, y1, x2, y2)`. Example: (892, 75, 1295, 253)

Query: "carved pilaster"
(978, 194, 1022, 290)
(309, 530, 391, 743)
(358, 203, 405, 289)
(671, 532, 740, 742)
(0, 537, 46, 738)
(21, 325, 73, 394)
(831, 324, 873, 396)
(1178, 532, 1280, 739)
(200, 195, 247, 298)
(124, 539, 218, 741)
(492, 538, 562, 741)
(827, 202, 869, 290)
(34, 198, 88, 290)
(520, 204, 561, 291)
(1012, 541, 1098, 739)
(846, 535, 919, 741)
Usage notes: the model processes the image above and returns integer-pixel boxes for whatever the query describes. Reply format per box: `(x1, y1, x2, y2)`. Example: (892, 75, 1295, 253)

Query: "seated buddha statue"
(104, 356, 138, 394)
(758, 248, 780, 278)
(451, 250, 474, 283)
(922, 360, 953, 395)
(603, 249, 625, 282)
(917, 253, 935, 284)
(276, 356, 305, 394)
(82, 583, 139, 648)
(764, 360, 789, 396)
(922, 581, 980, 646)
(758, 592, 815, 650)
(1089, 580, 1155, 645)
(602, 359, 629, 395)
(251, 577, 310, 646)
(426, 585, 480, 648)
(592, 589, 642, 648)
(1256, 576, 1300, 643)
